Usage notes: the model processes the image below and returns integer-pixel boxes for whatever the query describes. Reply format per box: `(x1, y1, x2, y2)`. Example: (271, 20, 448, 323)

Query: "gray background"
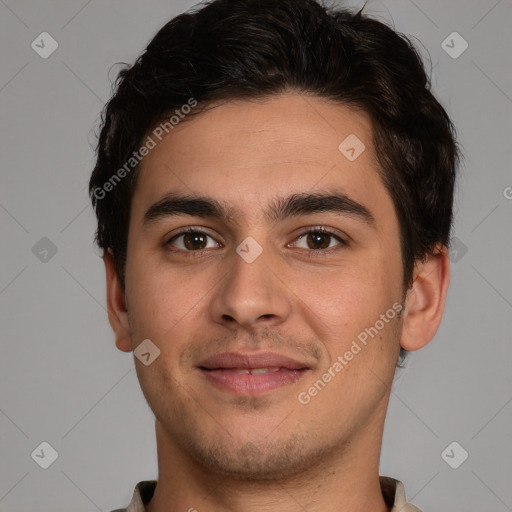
(1, 0, 511, 510)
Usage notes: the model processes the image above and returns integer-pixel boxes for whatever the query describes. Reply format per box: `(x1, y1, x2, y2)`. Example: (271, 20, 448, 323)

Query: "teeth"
(217, 367, 285, 374)
(250, 367, 281, 374)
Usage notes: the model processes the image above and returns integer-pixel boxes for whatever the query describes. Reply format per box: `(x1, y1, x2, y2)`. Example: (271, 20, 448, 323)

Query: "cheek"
(124, 253, 183, 340)
(301, 259, 402, 355)
(308, 261, 396, 314)
(124, 247, 223, 347)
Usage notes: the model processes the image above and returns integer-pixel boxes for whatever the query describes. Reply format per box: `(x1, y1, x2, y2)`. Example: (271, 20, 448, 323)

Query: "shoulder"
(380, 476, 423, 512)
(108, 480, 157, 512)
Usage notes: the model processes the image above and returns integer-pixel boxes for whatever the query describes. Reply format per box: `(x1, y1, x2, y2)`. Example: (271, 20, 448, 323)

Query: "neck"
(146, 416, 389, 512)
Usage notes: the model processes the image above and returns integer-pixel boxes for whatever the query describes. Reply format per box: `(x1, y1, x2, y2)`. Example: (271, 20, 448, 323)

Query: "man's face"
(120, 93, 405, 478)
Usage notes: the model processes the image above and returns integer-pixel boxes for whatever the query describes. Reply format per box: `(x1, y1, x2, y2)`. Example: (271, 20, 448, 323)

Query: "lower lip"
(199, 368, 309, 395)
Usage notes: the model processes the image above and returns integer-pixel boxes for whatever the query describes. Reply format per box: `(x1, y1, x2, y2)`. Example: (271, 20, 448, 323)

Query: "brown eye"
(292, 228, 347, 252)
(183, 232, 208, 250)
(306, 232, 332, 250)
(167, 230, 219, 252)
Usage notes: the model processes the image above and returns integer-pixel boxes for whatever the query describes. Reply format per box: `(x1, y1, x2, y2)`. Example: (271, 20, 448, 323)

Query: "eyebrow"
(143, 191, 375, 227)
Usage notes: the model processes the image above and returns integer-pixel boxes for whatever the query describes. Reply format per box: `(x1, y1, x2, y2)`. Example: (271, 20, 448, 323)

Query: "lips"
(199, 351, 310, 371)
(198, 351, 312, 395)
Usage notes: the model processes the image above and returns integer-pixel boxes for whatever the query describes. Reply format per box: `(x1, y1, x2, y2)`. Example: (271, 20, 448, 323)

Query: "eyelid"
(290, 225, 347, 241)
(164, 226, 223, 249)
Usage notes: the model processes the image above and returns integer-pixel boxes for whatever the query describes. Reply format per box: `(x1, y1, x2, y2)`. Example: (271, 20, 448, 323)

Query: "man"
(89, 0, 458, 510)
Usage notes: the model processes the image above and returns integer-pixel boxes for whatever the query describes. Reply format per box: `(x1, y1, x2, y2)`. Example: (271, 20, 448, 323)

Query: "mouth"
(197, 352, 312, 396)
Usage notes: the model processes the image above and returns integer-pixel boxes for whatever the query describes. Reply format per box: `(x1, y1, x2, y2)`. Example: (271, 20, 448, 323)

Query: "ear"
(103, 250, 133, 353)
(400, 244, 450, 351)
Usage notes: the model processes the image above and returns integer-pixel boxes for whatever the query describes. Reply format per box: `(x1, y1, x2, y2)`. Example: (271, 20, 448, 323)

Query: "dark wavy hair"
(89, 0, 459, 299)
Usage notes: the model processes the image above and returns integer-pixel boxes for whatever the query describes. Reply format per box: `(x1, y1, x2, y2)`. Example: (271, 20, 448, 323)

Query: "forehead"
(131, 93, 393, 224)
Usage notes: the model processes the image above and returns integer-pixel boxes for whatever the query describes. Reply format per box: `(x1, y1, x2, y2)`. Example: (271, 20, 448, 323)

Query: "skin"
(104, 93, 450, 512)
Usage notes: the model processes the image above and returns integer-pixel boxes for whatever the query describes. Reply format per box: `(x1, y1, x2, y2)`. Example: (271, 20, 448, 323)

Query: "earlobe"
(400, 244, 450, 352)
(103, 250, 133, 353)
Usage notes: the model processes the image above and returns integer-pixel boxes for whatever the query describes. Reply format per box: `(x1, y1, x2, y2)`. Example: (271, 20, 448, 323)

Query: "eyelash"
(164, 226, 347, 255)
(293, 227, 348, 255)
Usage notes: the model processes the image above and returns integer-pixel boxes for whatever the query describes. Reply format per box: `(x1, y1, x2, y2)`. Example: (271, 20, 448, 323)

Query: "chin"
(185, 434, 328, 482)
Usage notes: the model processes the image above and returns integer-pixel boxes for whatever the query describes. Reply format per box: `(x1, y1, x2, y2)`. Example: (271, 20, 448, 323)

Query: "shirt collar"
(120, 477, 421, 512)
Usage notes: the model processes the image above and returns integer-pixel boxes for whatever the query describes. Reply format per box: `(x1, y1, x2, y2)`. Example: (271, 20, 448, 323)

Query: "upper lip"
(198, 351, 312, 370)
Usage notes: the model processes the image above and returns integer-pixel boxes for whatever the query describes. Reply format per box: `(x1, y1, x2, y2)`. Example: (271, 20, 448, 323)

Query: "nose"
(209, 245, 292, 331)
